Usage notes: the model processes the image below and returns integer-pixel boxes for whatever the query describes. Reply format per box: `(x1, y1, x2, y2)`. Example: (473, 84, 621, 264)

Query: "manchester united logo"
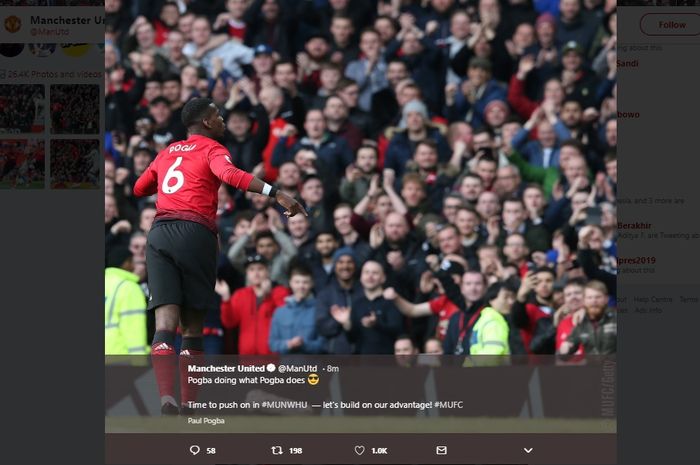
(4, 16, 21, 34)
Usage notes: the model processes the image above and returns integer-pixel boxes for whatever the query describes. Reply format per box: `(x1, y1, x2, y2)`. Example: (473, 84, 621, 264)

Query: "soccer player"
(133, 97, 305, 415)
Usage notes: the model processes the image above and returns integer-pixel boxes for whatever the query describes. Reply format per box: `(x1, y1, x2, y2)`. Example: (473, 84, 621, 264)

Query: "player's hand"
(275, 191, 306, 217)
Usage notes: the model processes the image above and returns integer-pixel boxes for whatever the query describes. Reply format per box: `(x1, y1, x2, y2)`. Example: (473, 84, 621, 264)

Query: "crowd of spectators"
(0, 85, 45, 134)
(51, 85, 100, 134)
(105, 0, 617, 357)
(50, 139, 100, 188)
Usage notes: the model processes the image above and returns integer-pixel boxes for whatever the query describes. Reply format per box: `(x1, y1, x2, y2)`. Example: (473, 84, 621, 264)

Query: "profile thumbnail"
(0, 139, 44, 189)
(49, 139, 100, 189)
(0, 84, 45, 134)
(50, 84, 99, 134)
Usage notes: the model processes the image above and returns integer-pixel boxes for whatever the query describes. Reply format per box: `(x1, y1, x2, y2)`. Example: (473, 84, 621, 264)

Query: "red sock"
(179, 349, 204, 408)
(151, 340, 177, 405)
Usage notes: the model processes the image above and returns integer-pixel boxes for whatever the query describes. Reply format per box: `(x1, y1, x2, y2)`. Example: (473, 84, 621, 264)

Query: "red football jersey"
(429, 295, 461, 341)
(134, 134, 254, 233)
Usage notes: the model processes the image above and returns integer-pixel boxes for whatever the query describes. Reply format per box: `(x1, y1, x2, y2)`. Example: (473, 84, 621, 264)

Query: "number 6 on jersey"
(162, 156, 184, 194)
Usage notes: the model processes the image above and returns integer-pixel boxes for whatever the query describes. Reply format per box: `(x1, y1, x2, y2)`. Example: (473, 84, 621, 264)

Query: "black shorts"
(146, 219, 218, 313)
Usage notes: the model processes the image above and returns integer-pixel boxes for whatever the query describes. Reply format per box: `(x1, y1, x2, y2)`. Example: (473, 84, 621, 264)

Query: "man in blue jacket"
(269, 265, 326, 354)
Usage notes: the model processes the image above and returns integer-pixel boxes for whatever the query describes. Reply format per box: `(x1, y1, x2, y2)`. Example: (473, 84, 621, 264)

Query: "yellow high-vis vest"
(104, 267, 149, 355)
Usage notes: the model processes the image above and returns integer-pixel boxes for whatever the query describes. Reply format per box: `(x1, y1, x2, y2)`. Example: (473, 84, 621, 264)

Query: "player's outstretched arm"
(209, 150, 307, 217)
(246, 177, 307, 218)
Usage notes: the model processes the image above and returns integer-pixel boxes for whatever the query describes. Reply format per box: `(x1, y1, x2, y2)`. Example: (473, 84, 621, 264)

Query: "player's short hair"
(181, 97, 214, 128)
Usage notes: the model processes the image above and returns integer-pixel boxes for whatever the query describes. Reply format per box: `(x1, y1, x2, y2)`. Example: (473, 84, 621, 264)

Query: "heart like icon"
(354, 445, 365, 456)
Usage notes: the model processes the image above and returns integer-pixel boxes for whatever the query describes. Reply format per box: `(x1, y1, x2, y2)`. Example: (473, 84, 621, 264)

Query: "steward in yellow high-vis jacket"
(105, 247, 149, 355)
(434, 260, 515, 357)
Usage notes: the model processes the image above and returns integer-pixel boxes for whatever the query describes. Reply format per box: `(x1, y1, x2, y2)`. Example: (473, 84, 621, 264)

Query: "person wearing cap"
(383, 255, 466, 343)
(315, 246, 364, 354)
(445, 57, 507, 130)
(250, 44, 275, 90)
(560, 40, 600, 111)
(384, 99, 451, 183)
(105, 246, 149, 355)
(220, 253, 290, 355)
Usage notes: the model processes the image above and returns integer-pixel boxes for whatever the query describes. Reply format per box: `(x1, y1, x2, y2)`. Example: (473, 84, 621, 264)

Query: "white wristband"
(261, 183, 272, 196)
